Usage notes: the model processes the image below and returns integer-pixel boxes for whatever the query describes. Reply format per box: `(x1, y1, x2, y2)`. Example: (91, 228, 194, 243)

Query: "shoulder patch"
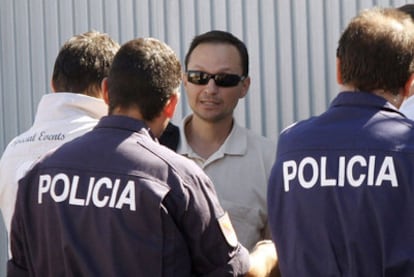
(218, 212, 238, 248)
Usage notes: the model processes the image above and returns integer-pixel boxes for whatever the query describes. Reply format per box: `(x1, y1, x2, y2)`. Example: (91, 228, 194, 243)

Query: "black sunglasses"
(186, 70, 246, 87)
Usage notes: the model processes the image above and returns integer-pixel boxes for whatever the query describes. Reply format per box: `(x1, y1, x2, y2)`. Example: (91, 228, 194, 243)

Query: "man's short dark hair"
(336, 8, 414, 94)
(107, 38, 182, 121)
(52, 31, 119, 97)
(184, 30, 249, 77)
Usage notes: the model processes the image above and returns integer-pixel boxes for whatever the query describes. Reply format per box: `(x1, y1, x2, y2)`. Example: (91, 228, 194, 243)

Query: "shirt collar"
(177, 114, 247, 159)
(331, 91, 405, 117)
(34, 93, 108, 123)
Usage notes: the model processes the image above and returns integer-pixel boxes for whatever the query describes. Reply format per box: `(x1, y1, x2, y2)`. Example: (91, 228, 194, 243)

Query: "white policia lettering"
(38, 173, 136, 211)
(283, 155, 398, 192)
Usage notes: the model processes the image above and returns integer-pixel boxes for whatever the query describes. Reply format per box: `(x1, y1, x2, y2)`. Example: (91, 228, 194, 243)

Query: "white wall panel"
(2, 0, 413, 161)
(118, 0, 134, 42)
(276, 0, 295, 128)
(227, 0, 247, 126)
(1, 0, 19, 150)
(28, 0, 48, 116)
(15, 0, 34, 131)
(0, 0, 412, 274)
(73, 0, 89, 33)
(313, 0, 331, 114)
(244, 1, 261, 131)
(291, 0, 312, 121)
(325, 0, 342, 103)
(43, 1, 61, 76)
(260, 0, 278, 137)
(105, 1, 121, 38)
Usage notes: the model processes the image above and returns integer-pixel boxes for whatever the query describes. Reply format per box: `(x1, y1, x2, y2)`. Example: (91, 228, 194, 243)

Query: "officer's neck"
(339, 84, 404, 108)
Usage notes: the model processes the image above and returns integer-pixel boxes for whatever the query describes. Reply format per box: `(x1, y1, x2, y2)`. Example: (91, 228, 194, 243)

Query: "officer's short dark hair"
(52, 31, 119, 97)
(106, 38, 182, 121)
(336, 8, 414, 94)
(184, 30, 249, 77)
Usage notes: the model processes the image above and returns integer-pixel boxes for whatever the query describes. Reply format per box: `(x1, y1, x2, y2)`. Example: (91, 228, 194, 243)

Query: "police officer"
(268, 7, 414, 276)
(8, 38, 252, 276)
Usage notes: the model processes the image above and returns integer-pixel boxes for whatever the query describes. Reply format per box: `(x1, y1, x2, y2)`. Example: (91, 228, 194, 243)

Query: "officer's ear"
(163, 92, 179, 119)
(336, 58, 343, 85)
(404, 74, 414, 99)
(101, 78, 109, 105)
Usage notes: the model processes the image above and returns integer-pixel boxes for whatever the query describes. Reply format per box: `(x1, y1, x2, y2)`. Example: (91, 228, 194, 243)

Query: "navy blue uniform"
(268, 92, 414, 276)
(8, 115, 249, 276)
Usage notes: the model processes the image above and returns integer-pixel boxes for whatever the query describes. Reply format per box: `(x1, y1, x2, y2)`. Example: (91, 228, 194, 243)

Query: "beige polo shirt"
(178, 115, 276, 250)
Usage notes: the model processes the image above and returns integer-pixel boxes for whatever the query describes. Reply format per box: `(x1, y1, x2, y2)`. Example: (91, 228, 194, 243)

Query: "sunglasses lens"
(187, 71, 209, 85)
(214, 74, 242, 87)
(187, 71, 244, 87)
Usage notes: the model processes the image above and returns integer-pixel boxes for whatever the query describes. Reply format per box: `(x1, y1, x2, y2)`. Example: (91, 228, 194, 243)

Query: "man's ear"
(336, 58, 343, 85)
(239, 76, 250, 99)
(163, 93, 179, 119)
(51, 80, 57, 92)
(404, 74, 414, 99)
(101, 78, 110, 105)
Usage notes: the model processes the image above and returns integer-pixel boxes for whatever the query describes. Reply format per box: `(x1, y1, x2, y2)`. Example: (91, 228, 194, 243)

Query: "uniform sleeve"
(165, 171, 250, 276)
(7, 175, 30, 277)
(7, 260, 28, 277)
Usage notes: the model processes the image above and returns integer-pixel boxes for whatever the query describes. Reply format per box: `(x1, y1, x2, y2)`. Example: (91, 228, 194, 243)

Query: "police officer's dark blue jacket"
(268, 91, 414, 276)
(8, 115, 250, 277)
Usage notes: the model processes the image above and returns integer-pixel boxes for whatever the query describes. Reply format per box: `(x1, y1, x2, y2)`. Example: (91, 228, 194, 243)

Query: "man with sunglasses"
(179, 30, 278, 276)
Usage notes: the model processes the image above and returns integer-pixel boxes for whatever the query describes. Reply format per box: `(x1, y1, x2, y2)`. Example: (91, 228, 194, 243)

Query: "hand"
(245, 240, 280, 277)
